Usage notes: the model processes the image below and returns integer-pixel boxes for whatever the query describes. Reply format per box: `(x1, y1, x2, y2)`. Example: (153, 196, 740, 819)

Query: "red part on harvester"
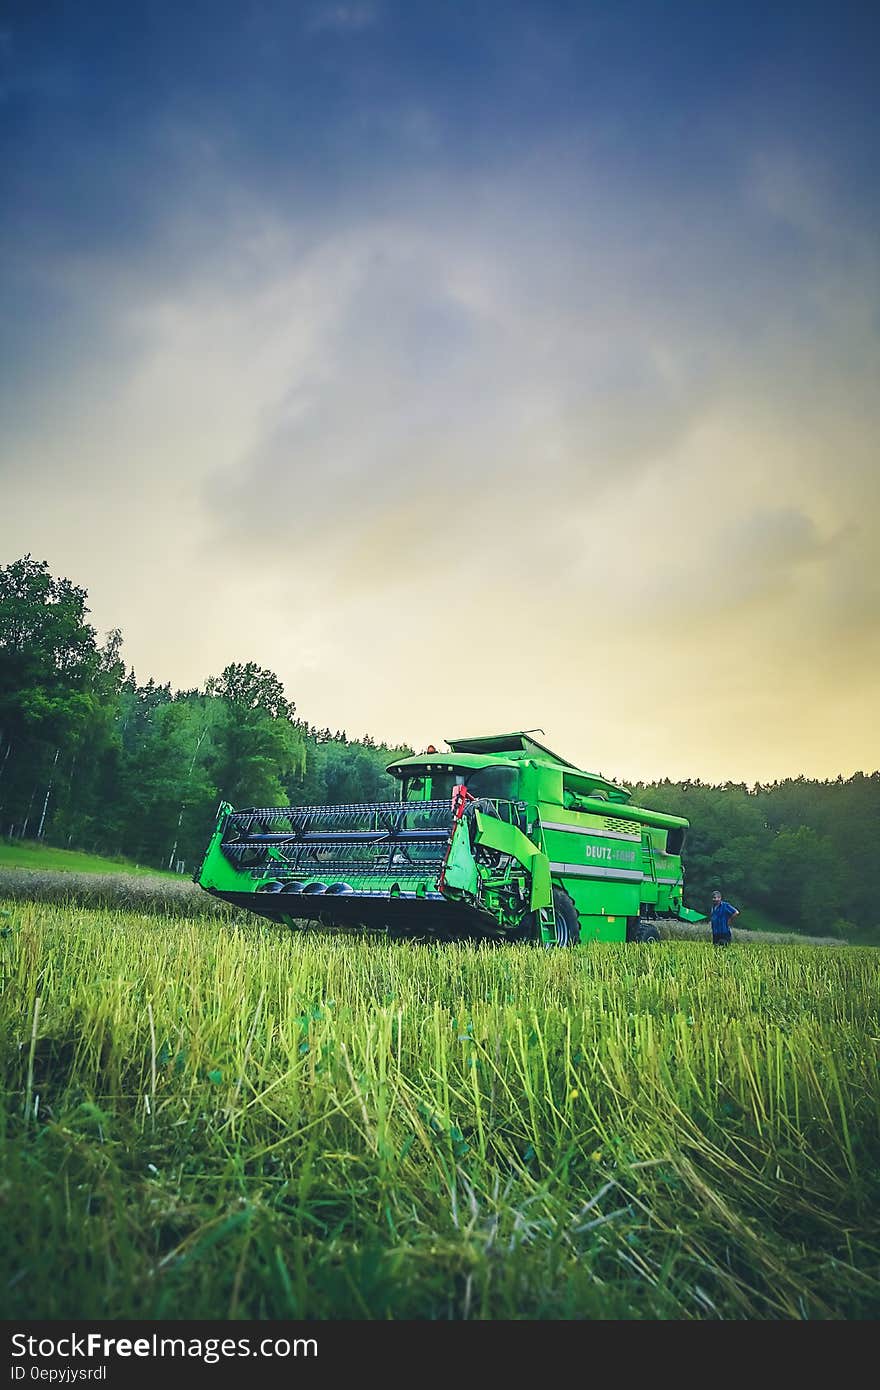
(438, 785, 476, 890)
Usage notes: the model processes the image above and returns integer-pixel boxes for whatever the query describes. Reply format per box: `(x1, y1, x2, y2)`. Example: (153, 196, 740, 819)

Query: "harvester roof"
(387, 732, 631, 801)
(445, 731, 580, 764)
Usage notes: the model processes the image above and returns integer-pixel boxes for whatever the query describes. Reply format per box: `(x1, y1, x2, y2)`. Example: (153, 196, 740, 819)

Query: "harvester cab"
(195, 731, 700, 945)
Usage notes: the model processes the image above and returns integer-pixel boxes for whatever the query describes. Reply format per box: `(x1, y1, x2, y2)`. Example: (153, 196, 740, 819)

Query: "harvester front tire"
(552, 888, 581, 947)
(511, 888, 581, 946)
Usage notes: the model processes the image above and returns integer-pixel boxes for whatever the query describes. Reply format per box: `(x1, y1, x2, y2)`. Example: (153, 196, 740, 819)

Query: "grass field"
(1, 899, 877, 1319)
(0, 839, 179, 878)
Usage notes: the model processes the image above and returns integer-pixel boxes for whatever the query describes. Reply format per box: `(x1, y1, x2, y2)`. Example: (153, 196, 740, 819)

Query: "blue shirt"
(710, 900, 737, 935)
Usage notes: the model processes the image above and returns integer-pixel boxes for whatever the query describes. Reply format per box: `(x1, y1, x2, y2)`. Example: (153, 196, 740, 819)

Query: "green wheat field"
(1, 900, 878, 1320)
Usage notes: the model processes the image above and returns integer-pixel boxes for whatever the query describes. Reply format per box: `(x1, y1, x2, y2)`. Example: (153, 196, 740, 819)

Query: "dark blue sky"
(2, 1, 877, 254)
(2, 0, 876, 413)
(2, 1, 878, 779)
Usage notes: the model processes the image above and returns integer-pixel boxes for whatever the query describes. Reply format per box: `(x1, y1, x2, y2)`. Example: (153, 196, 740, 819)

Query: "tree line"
(0, 557, 410, 873)
(634, 777, 878, 941)
(1, 556, 877, 940)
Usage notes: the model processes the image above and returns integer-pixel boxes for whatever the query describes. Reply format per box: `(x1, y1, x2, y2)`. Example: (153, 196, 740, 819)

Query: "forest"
(2, 555, 878, 941)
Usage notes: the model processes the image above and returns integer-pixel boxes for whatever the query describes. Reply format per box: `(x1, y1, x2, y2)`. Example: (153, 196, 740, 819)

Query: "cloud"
(305, 3, 380, 34)
(202, 192, 720, 589)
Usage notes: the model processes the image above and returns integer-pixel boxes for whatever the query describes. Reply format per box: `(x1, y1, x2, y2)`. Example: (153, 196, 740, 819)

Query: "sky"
(2, 0, 878, 784)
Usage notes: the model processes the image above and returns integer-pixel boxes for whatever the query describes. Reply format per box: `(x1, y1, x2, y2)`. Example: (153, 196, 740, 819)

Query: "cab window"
(466, 765, 518, 800)
(429, 771, 459, 801)
(666, 827, 685, 855)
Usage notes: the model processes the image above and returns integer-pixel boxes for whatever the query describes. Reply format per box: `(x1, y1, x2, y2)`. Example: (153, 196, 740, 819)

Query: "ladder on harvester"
(538, 902, 558, 946)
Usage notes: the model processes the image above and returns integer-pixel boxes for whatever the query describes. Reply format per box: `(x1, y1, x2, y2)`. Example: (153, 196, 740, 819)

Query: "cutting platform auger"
(195, 732, 705, 944)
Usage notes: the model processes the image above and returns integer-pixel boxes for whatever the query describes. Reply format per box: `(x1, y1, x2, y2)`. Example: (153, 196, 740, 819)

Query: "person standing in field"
(710, 890, 739, 946)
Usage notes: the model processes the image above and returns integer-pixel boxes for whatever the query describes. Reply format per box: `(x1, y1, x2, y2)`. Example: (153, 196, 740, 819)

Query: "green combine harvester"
(195, 732, 704, 945)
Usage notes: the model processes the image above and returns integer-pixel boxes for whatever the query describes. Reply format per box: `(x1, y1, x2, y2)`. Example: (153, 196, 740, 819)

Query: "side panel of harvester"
(535, 802, 688, 942)
(514, 765, 684, 943)
(538, 809, 643, 943)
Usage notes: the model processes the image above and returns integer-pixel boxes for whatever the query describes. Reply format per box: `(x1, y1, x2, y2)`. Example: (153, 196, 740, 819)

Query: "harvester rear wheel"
(629, 919, 661, 943)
